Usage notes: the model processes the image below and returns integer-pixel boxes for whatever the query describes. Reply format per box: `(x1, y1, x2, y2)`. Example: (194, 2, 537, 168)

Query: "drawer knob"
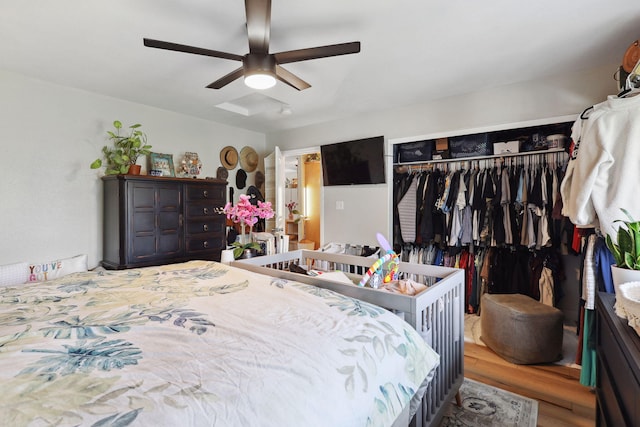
(203, 207, 209, 215)
(203, 241, 209, 248)
(203, 224, 209, 232)
(203, 190, 209, 198)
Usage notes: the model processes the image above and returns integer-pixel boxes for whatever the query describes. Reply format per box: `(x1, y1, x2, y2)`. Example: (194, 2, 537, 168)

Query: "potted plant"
(90, 120, 152, 175)
(223, 194, 275, 259)
(605, 208, 640, 317)
(286, 201, 300, 221)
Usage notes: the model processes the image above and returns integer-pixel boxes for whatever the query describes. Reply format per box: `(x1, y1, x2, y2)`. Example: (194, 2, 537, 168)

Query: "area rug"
(439, 378, 538, 427)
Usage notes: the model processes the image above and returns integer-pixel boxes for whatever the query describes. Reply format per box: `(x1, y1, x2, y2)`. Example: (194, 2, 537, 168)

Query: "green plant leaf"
(618, 227, 634, 255)
(605, 208, 640, 270)
(113, 120, 122, 129)
(621, 208, 636, 223)
(232, 247, 243, 259)
(633, 227, 640, 261)
(625, 252, 635, 269)
(90, 159, 102, 169)
(606, 234, 624, 267)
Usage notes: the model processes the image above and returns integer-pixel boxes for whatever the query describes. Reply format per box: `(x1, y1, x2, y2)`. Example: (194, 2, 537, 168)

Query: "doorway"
(282, 149, 322, 250)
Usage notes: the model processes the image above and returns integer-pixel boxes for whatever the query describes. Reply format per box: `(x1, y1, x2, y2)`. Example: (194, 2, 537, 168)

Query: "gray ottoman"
(480, 293, 564, 365)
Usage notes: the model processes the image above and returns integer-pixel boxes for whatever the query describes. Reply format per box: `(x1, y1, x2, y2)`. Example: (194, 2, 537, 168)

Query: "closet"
(389, 116, 577, 317)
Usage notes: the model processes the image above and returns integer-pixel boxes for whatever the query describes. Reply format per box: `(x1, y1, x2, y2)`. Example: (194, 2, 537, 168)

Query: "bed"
(0, 259, 443, 427)
(232, 250, 465, 427)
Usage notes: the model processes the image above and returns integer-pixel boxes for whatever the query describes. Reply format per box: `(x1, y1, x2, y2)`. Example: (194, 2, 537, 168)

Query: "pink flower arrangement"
(223, 194, 274, 228)
(286, 201, 297, 214)
(223, 195, 275, 258)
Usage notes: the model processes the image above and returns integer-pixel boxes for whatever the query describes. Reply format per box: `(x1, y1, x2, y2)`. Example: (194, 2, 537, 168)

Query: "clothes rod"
(393, 147, 567, 167)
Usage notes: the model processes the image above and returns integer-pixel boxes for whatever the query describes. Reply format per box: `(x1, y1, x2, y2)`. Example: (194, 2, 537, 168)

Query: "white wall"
(0, 63, 621, 267)
(0, 70, 265, 268)
(267, 63, 620, 246)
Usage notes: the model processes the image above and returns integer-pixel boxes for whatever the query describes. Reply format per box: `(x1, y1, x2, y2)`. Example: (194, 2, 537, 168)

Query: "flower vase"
(288, 212, 294, 220)
(239, 220, 248, 245)
(239, 248, 257, 259)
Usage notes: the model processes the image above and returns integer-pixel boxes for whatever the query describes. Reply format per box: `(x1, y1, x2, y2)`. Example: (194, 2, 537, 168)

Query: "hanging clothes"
(561, 94, 640, 239)
(539, 265, 555, 306)
(394, 155, 569, 251)
(393, 152, 570, 317)
(414, 172, 429, 244)
(392, 171, 415, 249)
(397, 174, 418, 243)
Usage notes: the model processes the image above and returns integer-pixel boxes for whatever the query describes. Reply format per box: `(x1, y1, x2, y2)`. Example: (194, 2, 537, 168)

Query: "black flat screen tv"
(320, 136, 385, 186)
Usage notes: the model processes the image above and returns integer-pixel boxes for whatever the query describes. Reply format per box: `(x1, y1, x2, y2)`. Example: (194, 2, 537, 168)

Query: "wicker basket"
(618, 282, 640, 337)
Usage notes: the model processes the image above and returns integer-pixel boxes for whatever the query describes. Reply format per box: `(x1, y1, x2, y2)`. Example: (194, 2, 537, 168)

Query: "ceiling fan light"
(244, 73, 276, 90)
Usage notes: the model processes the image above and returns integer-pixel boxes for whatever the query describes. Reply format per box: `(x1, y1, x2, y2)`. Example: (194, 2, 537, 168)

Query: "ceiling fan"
(143, 0, 361, 91)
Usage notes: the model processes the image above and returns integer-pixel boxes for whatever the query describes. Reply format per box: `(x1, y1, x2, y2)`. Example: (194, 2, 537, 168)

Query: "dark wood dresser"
(595, 292, 640, 426)
(102, 175, 227, 269)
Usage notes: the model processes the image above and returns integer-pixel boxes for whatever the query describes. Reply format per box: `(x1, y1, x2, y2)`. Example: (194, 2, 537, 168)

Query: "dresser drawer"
(597, 358, 627, 426)
(598, 317, 638, 422)
(185, 203, 221, 218)
(185, 185, 225, 202)
(186, 219, 225, 235)
(186, 236, 224, 253)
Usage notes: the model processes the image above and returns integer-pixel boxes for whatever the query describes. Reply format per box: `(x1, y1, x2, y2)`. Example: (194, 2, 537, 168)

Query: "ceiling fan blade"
(274, 41, 360, 64)
(275, 65, 311, 91)
(143, 38, 243, 62)
(206, 67, 245, 89)
(245, 0, 271, 54)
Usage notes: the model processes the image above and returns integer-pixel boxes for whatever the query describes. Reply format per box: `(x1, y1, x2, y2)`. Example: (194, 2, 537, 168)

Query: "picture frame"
(148, 152, 175, 177)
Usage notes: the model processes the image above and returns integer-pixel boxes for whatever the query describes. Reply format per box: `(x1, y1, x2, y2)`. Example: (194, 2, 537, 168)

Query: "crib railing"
(232, 250, 465, 427)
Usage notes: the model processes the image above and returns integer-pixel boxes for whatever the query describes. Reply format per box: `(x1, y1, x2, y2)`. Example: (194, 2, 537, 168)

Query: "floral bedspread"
(0, 261, 439, 427)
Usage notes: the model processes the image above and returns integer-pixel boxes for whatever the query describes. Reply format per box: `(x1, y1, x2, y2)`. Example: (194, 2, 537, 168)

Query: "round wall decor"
(220, 146, 238, 170)
(240, 146, 259, 172)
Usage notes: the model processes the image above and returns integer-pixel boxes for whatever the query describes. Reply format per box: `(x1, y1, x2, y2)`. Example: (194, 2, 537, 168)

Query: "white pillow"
(0, 262, 29, 287)
(27, 254, 88, 282)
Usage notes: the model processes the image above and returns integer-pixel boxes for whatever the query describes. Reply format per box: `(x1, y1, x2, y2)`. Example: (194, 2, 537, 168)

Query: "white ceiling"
(2, 0, 639, 134)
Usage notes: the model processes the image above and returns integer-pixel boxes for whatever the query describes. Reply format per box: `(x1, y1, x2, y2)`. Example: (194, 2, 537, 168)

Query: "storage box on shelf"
(392, 118, 574, 167)
(493, 140, 520, 155)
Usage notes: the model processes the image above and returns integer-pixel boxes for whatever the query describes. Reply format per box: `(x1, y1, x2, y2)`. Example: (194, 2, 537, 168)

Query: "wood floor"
(464, 343, 596, 426)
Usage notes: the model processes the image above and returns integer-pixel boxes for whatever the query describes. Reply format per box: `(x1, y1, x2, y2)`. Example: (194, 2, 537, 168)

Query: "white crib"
(232, 250, 465, 427)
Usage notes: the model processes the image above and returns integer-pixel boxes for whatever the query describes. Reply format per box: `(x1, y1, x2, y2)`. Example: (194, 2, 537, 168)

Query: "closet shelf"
(393, 147, 567, 167)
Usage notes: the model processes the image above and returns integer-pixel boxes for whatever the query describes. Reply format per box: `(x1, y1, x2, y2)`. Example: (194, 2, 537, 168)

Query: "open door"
(264, 146, 285, 235)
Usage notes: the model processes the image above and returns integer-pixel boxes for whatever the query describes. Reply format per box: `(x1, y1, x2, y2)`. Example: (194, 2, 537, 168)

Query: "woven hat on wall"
(220, 146, 238, 170)
(240, 146, 259, 172)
